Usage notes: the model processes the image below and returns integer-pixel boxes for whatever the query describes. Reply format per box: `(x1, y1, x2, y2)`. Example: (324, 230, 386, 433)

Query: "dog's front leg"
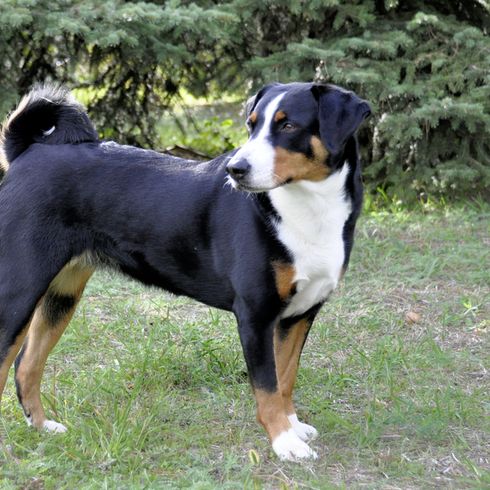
(234, 301, 318, 461)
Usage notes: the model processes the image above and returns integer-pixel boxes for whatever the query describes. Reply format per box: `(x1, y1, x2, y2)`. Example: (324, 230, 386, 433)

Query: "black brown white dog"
(0, 82, 370, 461)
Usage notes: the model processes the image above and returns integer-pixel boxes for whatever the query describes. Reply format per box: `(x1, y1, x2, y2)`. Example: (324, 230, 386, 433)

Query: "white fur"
(43, 420, 67, 433)
(272, 429, 318, 461)
(228, 93, 285, 190)
(43, 125, 56, 136)
(24, 414, 67, 433)
(270, 163, 351, 318)
(288, 414, 318, 442)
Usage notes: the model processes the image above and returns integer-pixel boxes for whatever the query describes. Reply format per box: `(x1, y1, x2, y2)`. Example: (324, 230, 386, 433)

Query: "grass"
(0, 203, 488, 489)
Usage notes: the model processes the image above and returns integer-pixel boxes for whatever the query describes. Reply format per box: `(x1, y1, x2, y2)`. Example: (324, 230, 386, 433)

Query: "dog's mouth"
(235, 183, 271, 193)
(238, 178, 293, 193)
(228, 176, 292, 194)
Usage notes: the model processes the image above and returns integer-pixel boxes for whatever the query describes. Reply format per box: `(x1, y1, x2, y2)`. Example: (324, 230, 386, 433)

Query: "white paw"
(288, 414, 318, 442)
(43, 420, 67, 433)
(272, 429, 318, 461)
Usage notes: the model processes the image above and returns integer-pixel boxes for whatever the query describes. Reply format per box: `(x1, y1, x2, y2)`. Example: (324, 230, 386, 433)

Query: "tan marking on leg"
(272, 261, 296, 301)
(0, 326, 29, 407)
(339, 264, 347, 281)
(254, 389, 291, 441)
(273, 136, 330, 184)
(50, 255, 95, 295)
(274, 110, 286, 122)
(274, 319, 310, 415)
(15, 262, 93, 429)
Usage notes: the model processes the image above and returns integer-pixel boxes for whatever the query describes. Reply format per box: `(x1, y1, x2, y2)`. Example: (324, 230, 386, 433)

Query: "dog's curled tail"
(0, 83, 98, 172)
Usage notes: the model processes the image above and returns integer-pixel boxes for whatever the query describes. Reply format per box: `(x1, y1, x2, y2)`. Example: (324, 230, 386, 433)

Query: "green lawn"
(1, 204, 489, 489)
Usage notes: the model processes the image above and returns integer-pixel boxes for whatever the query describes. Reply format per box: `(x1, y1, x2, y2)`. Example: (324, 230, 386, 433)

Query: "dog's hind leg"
(14, 259, 93, 432)
(0, 324, 30, 412)
(0, 278, 42, 414)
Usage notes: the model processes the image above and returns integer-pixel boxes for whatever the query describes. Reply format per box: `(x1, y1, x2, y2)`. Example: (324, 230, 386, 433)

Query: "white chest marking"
(270, 164, 351, 318)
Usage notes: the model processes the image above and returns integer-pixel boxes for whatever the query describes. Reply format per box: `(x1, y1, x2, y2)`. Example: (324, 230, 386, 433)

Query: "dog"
(0, 82, 370, 461)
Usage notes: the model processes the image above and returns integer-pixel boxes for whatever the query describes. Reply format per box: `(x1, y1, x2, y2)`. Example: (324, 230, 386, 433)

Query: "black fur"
(43, 292, 77, 326)
(311, 84, 371, 155)
(1, 84, 98, 165)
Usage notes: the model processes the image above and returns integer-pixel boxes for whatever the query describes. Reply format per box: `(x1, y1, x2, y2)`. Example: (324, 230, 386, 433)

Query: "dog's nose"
(226, 160, 250, 181)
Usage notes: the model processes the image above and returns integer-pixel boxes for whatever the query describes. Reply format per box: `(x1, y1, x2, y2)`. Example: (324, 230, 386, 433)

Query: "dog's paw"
(272, 429, 318, 461)
(288, 414, 318, 442)
(43, 420, 67, 433)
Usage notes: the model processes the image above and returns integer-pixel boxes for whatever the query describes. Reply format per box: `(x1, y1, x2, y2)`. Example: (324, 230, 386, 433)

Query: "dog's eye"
(280, 122, 297, 132)
(246, 119, 255, 131)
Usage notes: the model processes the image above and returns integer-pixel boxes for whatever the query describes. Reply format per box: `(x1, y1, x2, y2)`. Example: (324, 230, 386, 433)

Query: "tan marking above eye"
(273, 136, 330, 184)
(274, 110, 286, 122)
(248, 111, 257, 124)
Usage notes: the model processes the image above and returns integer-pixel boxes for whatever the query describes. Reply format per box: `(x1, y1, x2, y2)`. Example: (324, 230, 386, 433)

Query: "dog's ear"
(245, 83, 281, 118)
(311, 84, 371, 155)
(245, 95, 257, 118)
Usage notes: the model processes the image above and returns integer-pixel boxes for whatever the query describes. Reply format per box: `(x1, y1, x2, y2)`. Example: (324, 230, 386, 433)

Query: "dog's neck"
(268, 162, 352, 243)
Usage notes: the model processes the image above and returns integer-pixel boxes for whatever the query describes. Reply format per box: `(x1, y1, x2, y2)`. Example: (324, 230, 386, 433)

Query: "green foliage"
(180, 117, 245, 156)
(156, 99, 246, 157)
(0, 0, 238, 146)
(0, 0, 489, 200)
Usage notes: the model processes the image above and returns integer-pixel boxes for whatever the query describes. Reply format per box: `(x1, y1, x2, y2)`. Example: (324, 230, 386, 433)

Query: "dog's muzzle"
(226, 159, 250, 182)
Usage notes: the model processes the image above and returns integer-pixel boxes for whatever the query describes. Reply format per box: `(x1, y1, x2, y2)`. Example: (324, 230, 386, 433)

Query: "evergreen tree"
(0, 0, 237, 146)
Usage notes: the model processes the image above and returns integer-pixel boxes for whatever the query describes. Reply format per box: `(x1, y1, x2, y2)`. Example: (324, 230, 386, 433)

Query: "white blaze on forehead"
(250, 92, 285, 142)
(228, 93, 285, 189)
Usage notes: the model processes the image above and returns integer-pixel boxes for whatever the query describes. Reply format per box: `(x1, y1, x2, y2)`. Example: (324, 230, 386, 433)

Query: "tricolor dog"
(0, 82, 370, 461)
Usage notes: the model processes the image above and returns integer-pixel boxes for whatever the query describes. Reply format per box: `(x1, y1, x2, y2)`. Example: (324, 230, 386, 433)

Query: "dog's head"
(226, 82, 371, 192)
